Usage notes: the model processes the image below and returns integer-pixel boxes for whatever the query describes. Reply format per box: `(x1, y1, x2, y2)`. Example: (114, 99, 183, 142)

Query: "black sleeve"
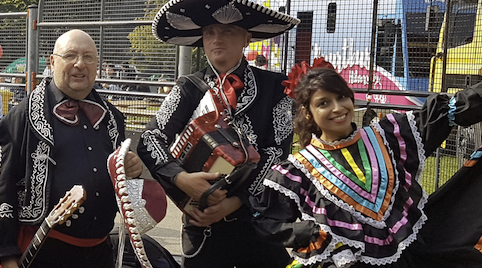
(137, 75, 204, 204)
(415, 81, 482, 156)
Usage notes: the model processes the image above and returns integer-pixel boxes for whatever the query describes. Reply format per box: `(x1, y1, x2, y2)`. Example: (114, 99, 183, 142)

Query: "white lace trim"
(265, 158, 429, 266)
(331, 249, 358, 268)
(263, 179, 364, 266)
(249, 147, 283, 196)
(312, 128, 359, 146)
(406, 111, 427, 183)
(288, 154, 388, 229)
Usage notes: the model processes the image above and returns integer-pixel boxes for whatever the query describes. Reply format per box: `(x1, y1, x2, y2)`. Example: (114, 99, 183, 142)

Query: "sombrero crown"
(152, 0, 300, 47)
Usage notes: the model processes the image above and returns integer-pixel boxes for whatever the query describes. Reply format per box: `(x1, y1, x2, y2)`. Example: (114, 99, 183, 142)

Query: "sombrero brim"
(108, 138, 167, 268)
(152, 0, 300, 47)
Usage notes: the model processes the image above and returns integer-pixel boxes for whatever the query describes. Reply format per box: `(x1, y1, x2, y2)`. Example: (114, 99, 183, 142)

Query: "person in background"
(137, 0, 300, 267)
(42, 57, 53, 77)
(134, 78, 151, 93)
(120, 61, 137, 91)
(0, 29, 144, 268)
(9, 77, 26, 104)
(100, 62, 120, 91)
(254, 54, 267, 68)
(250, 59, 482, 268)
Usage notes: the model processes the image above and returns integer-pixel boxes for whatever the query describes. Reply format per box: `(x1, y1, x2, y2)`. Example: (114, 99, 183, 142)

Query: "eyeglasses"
(53, 53, 99, 65)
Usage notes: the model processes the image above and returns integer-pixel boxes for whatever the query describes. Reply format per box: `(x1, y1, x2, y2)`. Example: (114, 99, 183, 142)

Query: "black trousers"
(28, 237, 114, 268)
(181, 218, 291, 268)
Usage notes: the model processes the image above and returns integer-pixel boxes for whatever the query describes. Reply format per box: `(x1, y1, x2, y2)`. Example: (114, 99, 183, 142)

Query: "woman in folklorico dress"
(250, 58, 482, 268)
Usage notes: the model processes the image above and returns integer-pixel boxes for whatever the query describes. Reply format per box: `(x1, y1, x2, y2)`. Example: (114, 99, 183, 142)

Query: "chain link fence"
(2, 0, 482, 192)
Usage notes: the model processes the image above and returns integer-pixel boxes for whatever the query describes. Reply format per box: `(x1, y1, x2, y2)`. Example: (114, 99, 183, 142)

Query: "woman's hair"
(293, 67, 354, 148)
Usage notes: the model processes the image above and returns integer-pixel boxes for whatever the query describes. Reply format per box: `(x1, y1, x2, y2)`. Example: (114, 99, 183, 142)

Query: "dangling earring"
(304, 107, 311, 121)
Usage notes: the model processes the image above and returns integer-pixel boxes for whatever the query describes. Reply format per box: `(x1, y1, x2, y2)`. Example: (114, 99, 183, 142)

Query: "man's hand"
(124, 151, 143, 178)
(188, 196, 243, 227)
(1, 256, 19, 268)
(175, 171, 227, 206)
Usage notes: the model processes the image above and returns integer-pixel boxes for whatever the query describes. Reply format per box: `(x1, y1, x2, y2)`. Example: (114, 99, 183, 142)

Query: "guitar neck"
(19, 220, 51, 268)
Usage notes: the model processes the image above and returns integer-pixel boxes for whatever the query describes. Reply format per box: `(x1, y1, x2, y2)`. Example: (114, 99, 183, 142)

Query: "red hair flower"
(282, 57, 334, 99)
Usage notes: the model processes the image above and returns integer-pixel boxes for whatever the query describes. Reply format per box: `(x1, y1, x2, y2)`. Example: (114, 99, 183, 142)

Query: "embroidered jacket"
(137, 59, 294, 219)
(250, 82, 482, 267)
(0, 78, 124, 259)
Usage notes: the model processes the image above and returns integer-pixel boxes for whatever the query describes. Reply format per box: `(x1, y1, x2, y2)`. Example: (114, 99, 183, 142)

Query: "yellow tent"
(0, 90, 13, 115)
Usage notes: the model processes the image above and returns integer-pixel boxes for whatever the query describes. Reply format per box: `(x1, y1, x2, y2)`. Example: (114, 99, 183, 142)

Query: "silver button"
(88, 147, 92, 151)
(93, 167, 97, 172)
(83, 125, 88, 129)
(96, 192, 100, 197)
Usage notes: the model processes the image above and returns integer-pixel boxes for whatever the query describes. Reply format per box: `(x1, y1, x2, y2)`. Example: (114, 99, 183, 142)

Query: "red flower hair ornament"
(282, 57, 334, 99)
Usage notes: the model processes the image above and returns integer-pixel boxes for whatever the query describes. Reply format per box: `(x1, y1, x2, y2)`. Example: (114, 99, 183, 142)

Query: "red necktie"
(53, 99, 107, 128)
(217, 74, 244, 109)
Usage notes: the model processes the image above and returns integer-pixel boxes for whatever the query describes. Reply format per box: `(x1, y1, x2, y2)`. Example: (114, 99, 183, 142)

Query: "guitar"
(19, 185, 86, 268)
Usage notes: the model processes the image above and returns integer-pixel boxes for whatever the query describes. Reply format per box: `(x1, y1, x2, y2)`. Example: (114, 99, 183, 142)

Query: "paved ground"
(145, 198, 183, 258)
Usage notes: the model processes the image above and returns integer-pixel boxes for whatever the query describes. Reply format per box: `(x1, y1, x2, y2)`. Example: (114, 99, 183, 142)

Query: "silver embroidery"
(235, 114, 258, 151)
(0, 203, 13, 218)
(29, 80, 54, 145)
(155, 85, 182, 131)
(166, 36, 202, 46)
(212, 2, 243, 24)
(249, 24, 291, 33)
(249, 147, 283, 196)
(19, 141, 50, 222)
(167, 11, 201, 30)
(142, 129, 170, 165)
(125, 179, 159, 234)
(273, 96, 294, 145)
(103, 100, 120, 150)
(236, 66, 257, 114)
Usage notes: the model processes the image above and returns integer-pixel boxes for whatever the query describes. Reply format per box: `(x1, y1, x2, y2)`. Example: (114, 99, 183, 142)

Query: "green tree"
(0, 0, 39, 12)
(128, 0, 177, 77)
(127, 0, 208, 78)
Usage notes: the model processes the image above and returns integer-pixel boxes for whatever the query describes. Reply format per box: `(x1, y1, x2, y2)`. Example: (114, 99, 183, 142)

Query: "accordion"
(170, 85, 260, 216)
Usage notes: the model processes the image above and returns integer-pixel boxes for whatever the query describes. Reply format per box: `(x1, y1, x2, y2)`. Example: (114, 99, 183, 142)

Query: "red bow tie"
(53, 99, 107, 128)
(217, 73, 244, 109)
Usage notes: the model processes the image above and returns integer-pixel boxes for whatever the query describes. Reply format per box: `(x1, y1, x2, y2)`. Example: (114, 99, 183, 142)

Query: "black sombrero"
(152, 0, 300, 47)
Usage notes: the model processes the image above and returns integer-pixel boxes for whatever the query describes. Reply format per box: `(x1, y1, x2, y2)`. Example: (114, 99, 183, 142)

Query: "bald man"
(0, 29, 143, 268)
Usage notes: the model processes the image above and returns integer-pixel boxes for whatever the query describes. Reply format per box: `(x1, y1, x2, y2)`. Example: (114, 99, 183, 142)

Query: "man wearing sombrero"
(137, 0, 299, 267)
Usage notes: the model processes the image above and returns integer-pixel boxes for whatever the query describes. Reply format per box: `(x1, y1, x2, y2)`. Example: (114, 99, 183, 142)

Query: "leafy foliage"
(0, 0, 39, 12)
(127, 0, 176, 76)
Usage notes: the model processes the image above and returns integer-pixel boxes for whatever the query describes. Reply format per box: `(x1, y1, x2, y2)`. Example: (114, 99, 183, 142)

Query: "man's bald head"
(51, 29, 98, 100)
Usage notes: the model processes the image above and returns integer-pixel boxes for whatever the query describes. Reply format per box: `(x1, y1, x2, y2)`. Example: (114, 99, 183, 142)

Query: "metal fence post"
(26, 4, 39, 94)
(434, 146, 441, 190)
(178, 46, 192, 77)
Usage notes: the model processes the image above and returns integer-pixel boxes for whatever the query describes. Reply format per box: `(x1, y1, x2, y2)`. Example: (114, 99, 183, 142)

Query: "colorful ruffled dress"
(250, 85, 482, 267)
